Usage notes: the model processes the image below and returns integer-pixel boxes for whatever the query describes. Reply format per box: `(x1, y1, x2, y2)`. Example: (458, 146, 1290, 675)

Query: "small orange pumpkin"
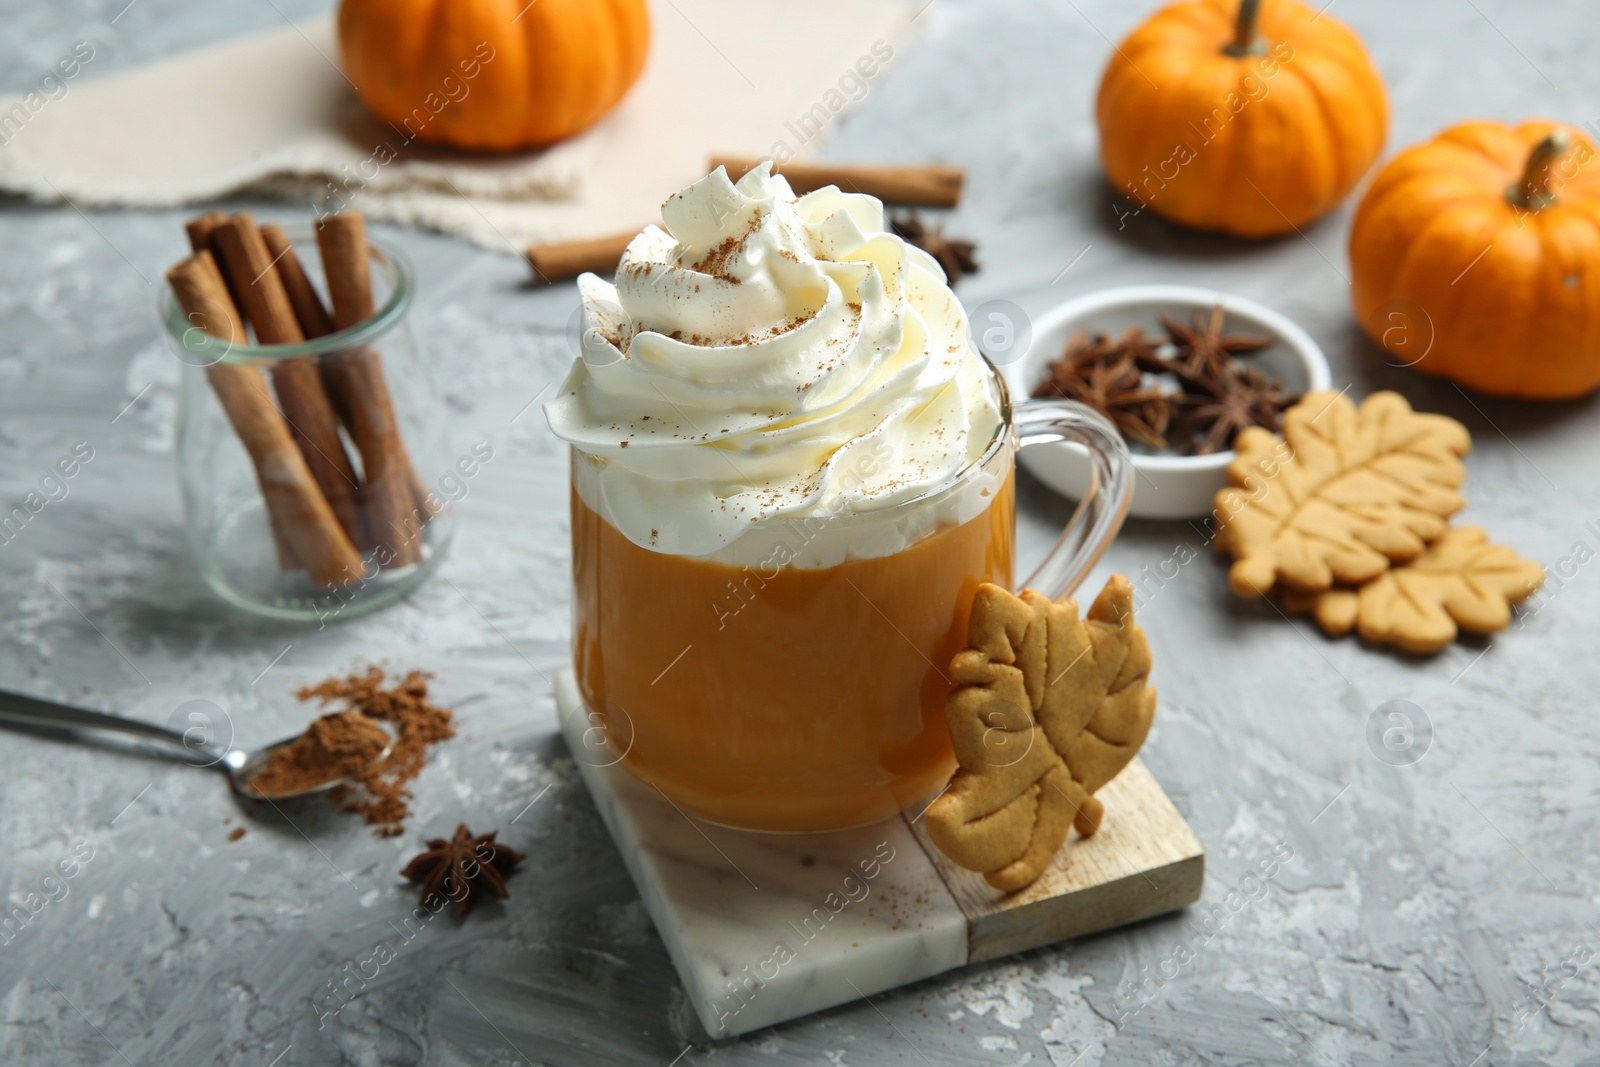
(1351, 121, 1600, 400)
(337, 0, 650, 152)
(1096, 0, 1388, 237)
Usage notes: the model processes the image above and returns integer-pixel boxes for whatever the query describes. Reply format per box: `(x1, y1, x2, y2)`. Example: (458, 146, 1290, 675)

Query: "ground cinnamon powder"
(296, 667, 456, 837)
(251, 710, 390, 797)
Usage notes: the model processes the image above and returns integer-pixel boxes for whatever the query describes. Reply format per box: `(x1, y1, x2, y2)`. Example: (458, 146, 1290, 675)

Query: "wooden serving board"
(909, 759, 1205, 964)
(555, 670, 1204, 1038)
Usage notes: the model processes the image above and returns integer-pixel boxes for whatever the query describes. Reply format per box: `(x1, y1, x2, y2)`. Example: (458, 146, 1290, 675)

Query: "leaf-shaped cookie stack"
(1281, 527, 1545, 654)
(925, 575, 1155, 892)
(1214, 389, 1543, 653)
(1216, 390, 1471, 597)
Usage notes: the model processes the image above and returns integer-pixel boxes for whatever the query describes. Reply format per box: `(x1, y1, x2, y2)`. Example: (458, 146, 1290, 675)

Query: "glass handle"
(1013, 398, 1134, 601)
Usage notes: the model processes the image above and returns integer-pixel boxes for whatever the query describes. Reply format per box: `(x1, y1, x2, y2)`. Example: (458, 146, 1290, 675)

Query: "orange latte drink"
(546, 163, 1015, 832)
(571, 469, 1014, 831)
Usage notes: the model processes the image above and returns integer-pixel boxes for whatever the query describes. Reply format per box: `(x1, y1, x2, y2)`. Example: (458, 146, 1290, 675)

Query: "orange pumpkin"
(1351, 121, 1600, 399)
(1096, 0, 1387, 237)
(337, 0, 650, 152)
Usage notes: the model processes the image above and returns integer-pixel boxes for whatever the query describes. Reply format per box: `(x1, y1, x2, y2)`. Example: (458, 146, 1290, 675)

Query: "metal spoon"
(0, 687, 392, 800)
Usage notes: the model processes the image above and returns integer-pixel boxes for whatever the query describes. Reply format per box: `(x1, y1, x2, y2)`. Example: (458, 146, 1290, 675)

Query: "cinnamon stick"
(184, 209, 245, 311)
(526, 231, 638, 283)
(314, 213, 427, 566)
(173, 236, 297, 570)
(261, 224, 335, 339)
(709, 158, 965, 207)
(167, 253, 364, 588)
(184, 210, 225, 254)
(211, 213, 367, 553)
(524, 161, 967, 282)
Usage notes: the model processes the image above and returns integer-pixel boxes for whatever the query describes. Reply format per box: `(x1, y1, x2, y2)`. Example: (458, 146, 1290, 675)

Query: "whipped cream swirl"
(544, 163, 1002, 564)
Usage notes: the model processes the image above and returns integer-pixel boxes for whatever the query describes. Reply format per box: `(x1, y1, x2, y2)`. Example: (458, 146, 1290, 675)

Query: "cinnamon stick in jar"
(185, 209, 245, 311)
(211, 213, 368, 554)
(313, 213, 428, 566)
(260, 224, 335, 339)
(171, 239, 297, 570)
(166, 253, 364, 587)
(263, 220, 423, 565)
(184, 210, 225, 256)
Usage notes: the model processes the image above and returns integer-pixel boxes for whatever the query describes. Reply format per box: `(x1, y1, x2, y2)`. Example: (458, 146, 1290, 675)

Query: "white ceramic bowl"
(1002, 285, 1331, 521)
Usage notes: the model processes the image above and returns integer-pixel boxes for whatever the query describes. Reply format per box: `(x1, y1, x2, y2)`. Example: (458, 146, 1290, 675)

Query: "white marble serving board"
(554, 669, 1204, 1038)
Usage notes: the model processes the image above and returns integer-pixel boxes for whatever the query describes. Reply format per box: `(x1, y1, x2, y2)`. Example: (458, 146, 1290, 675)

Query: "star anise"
(1232, 363, 1301, 432)
(1183, 386, 1259, 456)
(891, 212, 980, 283)
(1032, 309, 1298, 457)
(1114, 326, 1164, 371)
(1182, 364, 1302, 455)
(400, 824, 524, 916)
(1034, 348, 1172, 450)
(1162, 306, 1272, 383)
(1038, 330, 1118, 388)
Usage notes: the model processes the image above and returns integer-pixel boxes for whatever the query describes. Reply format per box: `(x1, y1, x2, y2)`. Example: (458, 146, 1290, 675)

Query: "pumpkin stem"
(1508, 131, 1572, 211)
(1225, 0, 1265, 57)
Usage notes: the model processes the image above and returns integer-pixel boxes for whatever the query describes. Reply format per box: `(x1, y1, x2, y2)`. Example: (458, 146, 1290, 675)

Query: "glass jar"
(161, 231, 454, 622)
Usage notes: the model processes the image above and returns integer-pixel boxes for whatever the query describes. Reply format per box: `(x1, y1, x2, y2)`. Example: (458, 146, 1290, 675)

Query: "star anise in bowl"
(401, 824, 524, 916)
(1031, 307, 1298, 457)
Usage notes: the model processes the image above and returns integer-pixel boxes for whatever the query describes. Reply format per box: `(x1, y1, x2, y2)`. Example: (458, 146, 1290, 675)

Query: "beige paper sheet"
(0, 1, 915, 251)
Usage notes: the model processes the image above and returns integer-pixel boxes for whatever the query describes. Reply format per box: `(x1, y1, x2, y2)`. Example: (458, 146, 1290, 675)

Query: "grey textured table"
(3, 1, 1599, 1064)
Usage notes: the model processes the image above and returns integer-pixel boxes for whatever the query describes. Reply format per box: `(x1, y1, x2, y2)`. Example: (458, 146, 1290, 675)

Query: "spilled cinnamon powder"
(296, 667, 456, 836)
